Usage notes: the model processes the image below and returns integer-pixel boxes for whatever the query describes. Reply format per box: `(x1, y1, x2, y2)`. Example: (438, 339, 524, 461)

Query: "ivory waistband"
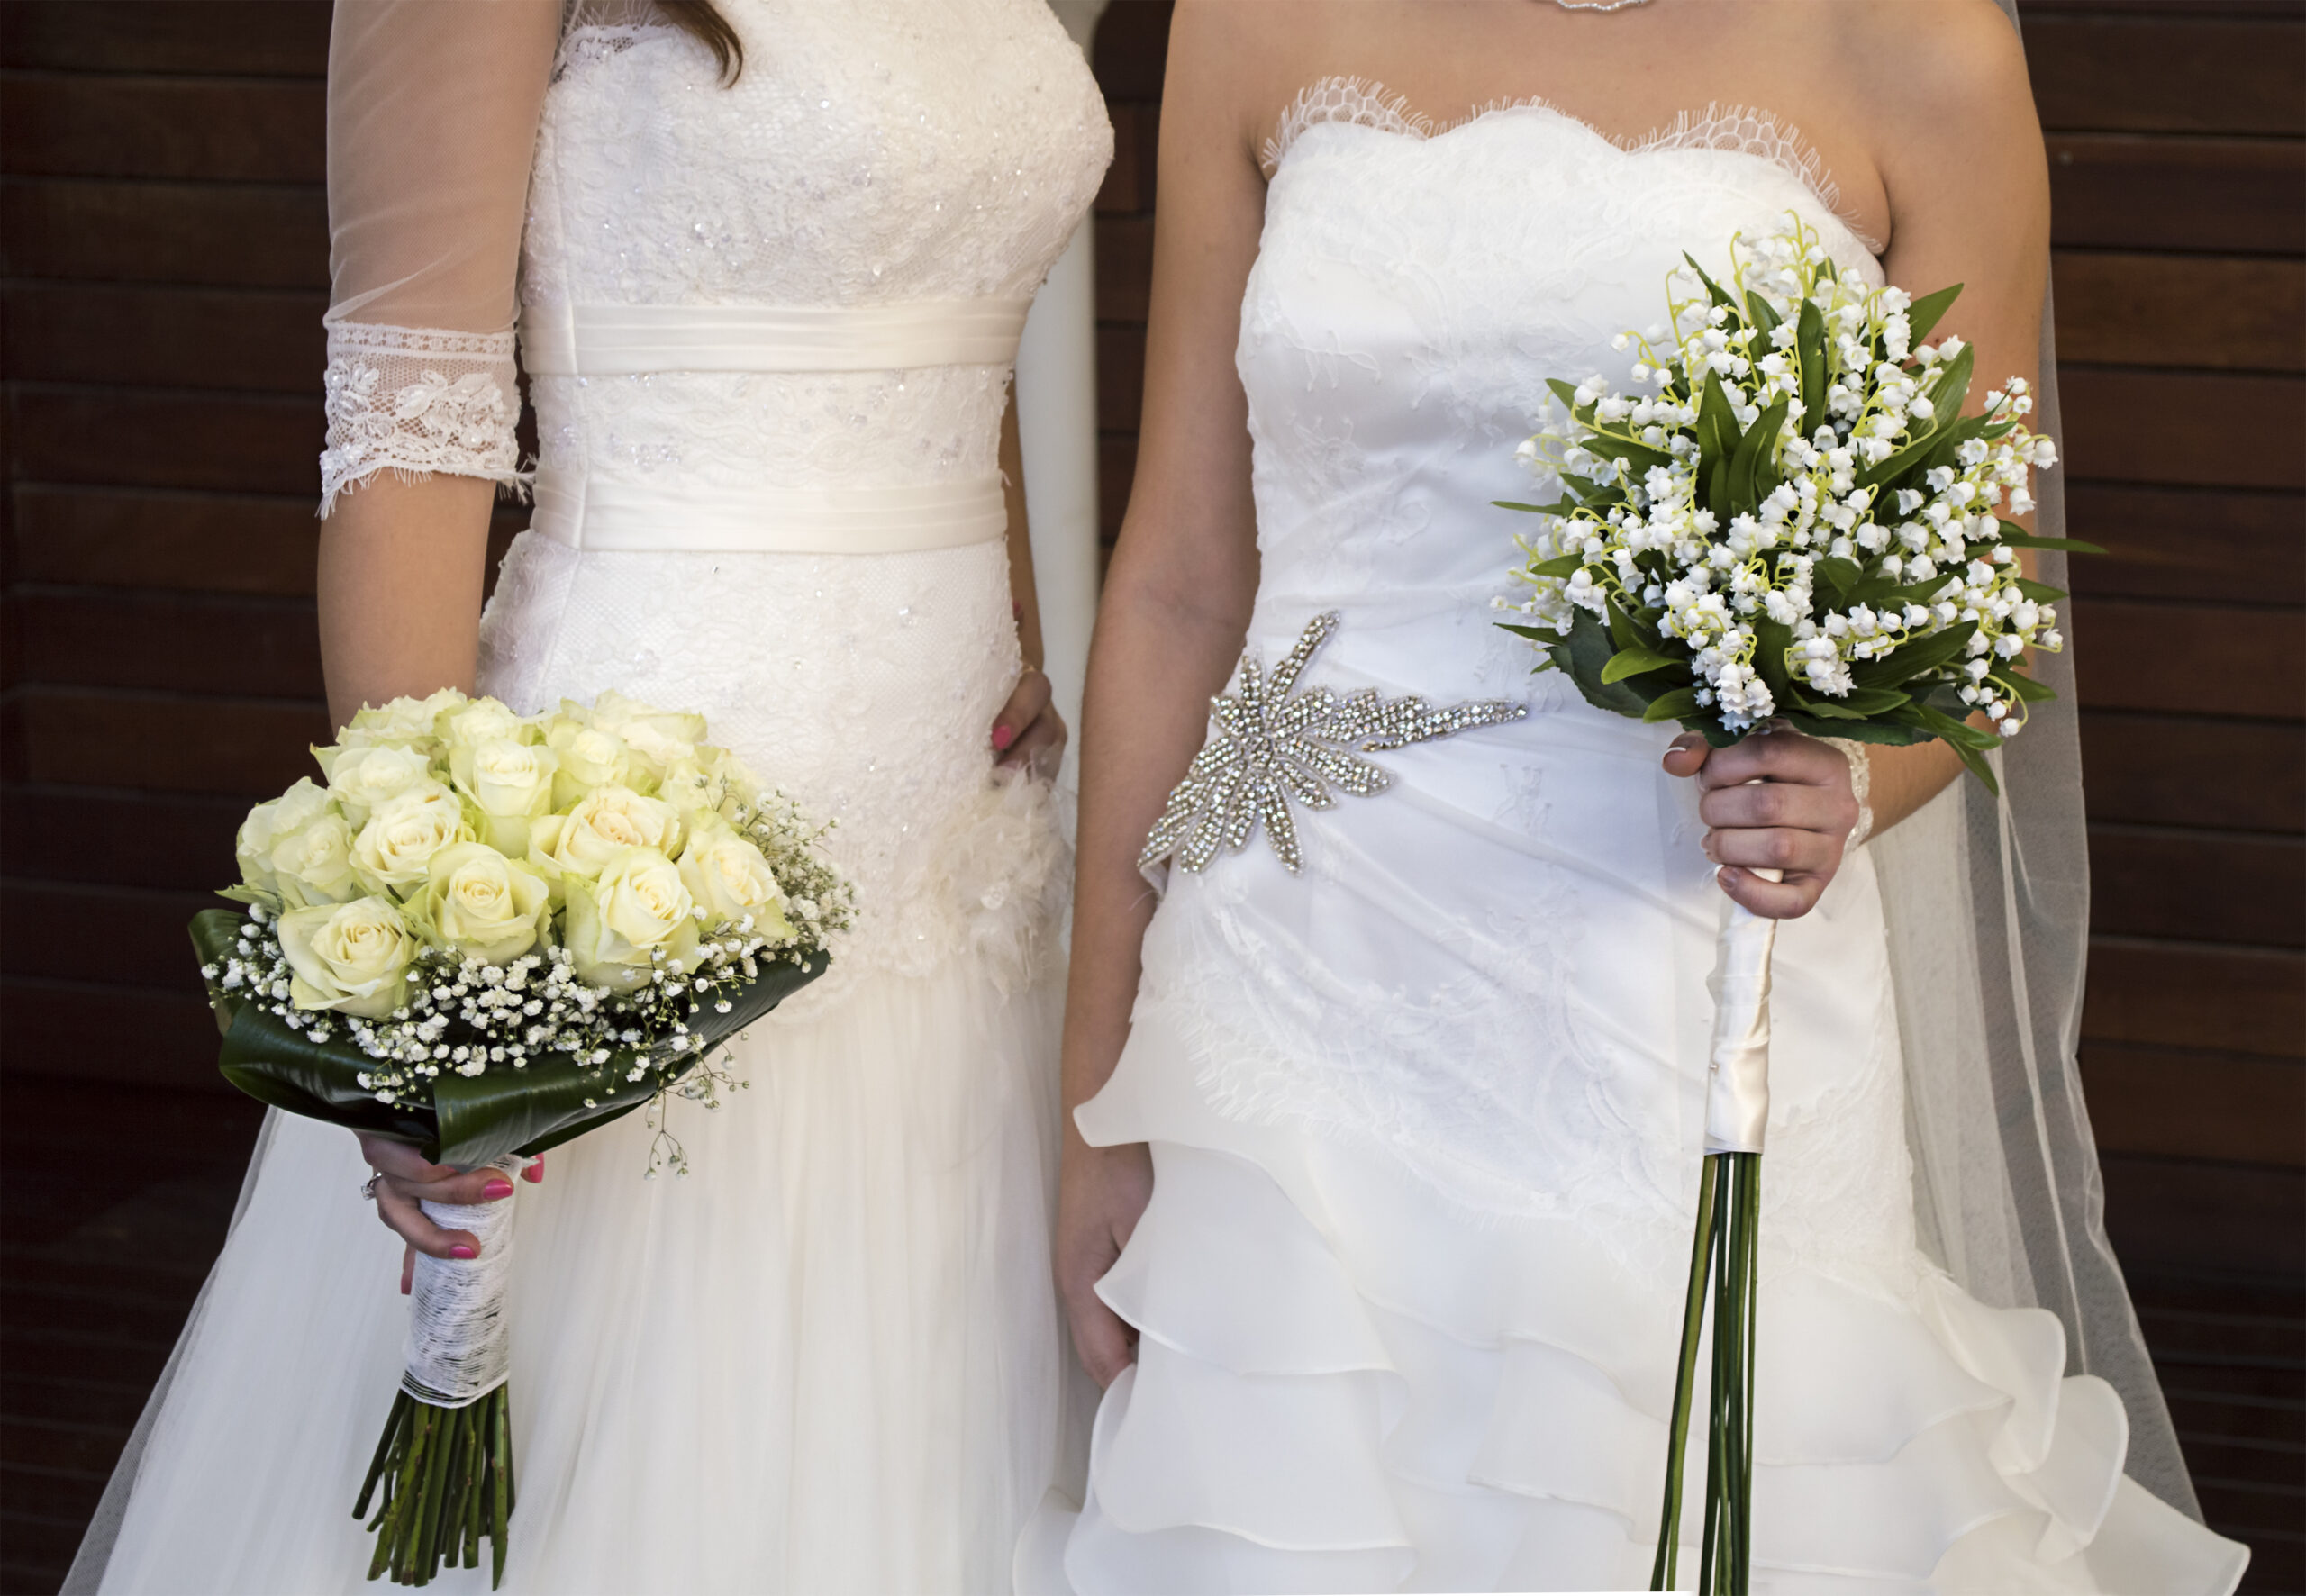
(528, 474, 1009, 555)
(519, 300, 1034, 376)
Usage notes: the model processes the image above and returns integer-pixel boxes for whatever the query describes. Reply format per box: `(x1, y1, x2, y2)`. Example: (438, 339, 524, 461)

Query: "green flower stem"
(352, 1384, 515, 1588)
(1653, 1151, 1762, 1596)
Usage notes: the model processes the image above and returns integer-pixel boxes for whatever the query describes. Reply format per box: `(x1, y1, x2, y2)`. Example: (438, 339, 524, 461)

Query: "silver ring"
(360, 1174, 383, 1202)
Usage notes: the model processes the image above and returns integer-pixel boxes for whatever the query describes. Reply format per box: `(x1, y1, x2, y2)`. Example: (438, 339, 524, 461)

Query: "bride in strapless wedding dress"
(1036, 2, 2247, 1591)
(68, 3, 1109, 1593)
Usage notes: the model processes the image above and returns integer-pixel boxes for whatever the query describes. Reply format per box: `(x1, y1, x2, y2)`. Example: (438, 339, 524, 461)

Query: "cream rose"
(450, 737, 559, 854)
(407, 842, 551, 966)
(350, 687, 467, 743)
(658, 747, 747, 825)
(317, 742, 435, 827)
(677, 822, 793, 940)
(583, 691, 705, 781)
(530, 784, 683, 881)
(232, 779, 354, 906)
(562, 848, 699, 991)
(277, 894, 417, 1018)
(546, 720, 634, 806)
(437, 694, 531, 752)
(350, 784, 473, 895)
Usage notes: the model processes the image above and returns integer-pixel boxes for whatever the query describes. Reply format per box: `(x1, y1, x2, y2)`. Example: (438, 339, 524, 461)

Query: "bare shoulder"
(1168, 0, 1358, 168)
(1828, 0, 2038, 145)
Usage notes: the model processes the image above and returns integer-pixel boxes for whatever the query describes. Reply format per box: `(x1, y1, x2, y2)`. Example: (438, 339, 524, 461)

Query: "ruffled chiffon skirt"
(1025, 1013, 2245, 1594)
(87, 952, 1077, 1595)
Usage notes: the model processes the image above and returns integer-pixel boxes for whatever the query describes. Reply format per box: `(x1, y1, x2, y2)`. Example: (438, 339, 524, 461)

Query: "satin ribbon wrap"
(1702, 867, 1782, 1156)
(403, 1156, 526, 1407)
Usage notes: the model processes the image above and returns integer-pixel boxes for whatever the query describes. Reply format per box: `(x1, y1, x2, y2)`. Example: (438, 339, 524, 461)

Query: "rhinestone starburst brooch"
(1139, 612, 1525, 875)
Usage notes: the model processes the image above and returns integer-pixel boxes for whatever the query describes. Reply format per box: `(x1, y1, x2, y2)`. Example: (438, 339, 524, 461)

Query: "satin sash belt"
(518, 299, 1033, 376)
(528, 473, 1007, 555)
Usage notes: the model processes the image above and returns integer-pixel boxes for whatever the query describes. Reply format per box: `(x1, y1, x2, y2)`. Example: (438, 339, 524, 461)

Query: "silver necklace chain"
(1552, 0, 1654, 11)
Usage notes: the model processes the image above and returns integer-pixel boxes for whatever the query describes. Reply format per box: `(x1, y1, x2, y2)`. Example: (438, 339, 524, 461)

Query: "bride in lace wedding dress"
(1032, 3, 2247, 1592)
(69, 3, 1108, 1592)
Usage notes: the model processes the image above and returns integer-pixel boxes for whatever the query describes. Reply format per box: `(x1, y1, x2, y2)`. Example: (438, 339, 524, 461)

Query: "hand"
(992, 667, 1067, 778)
(357, 1134, 543, 1294)
(1054, 1138, 1152, 1387)
(1662, 728, 1860, 920)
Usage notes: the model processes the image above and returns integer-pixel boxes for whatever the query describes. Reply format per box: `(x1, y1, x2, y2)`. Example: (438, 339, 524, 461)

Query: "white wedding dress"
(1023, 85, 2248, 1595)
(75, 4, 1109, 1593)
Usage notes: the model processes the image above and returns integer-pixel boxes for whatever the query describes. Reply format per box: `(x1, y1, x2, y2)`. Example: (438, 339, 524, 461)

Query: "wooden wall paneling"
(6, 689, 331, 794)
(0, 787, 248, 888)
(2084, 939, 2306, 1056)
(0, 177, 331, 287)
(9, 487, 323, 595)
(9, 386, 322, 494)
(2069, 599, 2305, 719)
(2082, 1044, 2304, 1164)
(4, 283, 326, 393)
(0, 75, 326, 183)
(0, 2, 332, 77)
(2087, 826, 2305, 946)
(2077, 712, 2306, 831)
(2024, 14, 2306, 134)
(2047, 136, 2306, 256)
(2052, 253, 2306, 369)
(2065, 485, 2304, 605)
(9, 589, 323, 697)
(2057, 370, 2303, 489)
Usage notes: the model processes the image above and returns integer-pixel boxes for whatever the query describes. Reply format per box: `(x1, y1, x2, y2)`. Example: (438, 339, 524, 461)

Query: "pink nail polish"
(992, 724, 1015, 750)
(483, 1179, 513, 1200)
(449, 1244, 478, 1260)
(522, 1160, 544, 1183)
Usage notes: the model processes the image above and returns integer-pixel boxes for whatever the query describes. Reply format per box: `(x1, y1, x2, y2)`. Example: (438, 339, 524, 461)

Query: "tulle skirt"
(84, 953, 1082, 1595)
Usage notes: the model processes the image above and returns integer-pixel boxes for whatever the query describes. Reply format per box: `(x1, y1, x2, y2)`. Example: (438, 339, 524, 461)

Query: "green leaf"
(1850, 618, 1978, 691)
(1744, 288, 1781, 339)
(1996, 526, 2107, 555)
(1551, 607, 1653, 718)
(1777, 712, 1927, 747)
(1793, 686, 1913, 720)
(1496, 621, 1560, 643)
(1924, 342, 1975, 432)
(1991, 667, 2058, 703)
(1606, 594, 1663, 652)
(2012, 576, 2067, 603)
(1903, 283, 1963, 344)
(1681, 252, 1737, 313)
(1813, 556, 1864, 599)
(1796, 298, 1828, 436)
(1546, 377, 1583, 412)
(1641, 686, 1702, 722)
(1750, 615, 1794, 698)
(1522, 552, 1586, 579)
(1492, 500, 1558, 515)
(1727, 396, 1789, 515)
(1584, 433, 1675, 473)
(1602, 645, 1680, 683)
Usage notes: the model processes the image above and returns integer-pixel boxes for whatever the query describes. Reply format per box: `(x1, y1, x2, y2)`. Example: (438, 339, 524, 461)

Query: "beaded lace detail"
(1262, 76, 1884, 257)
(319, 322, 528, 516)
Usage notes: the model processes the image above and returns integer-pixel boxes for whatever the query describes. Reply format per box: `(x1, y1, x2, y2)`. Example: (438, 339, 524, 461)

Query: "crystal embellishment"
(1139, 612, 1526, 875)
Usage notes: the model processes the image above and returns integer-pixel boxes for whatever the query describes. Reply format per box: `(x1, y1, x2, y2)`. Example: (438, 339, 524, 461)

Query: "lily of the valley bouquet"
(1497, 216, 2079, 1595)
(192, 686, 851, 1588)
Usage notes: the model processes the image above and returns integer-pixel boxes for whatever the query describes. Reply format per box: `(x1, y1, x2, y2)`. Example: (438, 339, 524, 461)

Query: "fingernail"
(482, 1179, 513, 1200)
(449, 1244, 477, 1260)
(522, 1159, 544, 1183)
(992, 724, 1015, 750)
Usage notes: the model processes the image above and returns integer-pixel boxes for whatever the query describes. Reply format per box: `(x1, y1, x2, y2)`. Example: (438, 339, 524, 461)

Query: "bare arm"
(1667, 0, 2050, 918)
(992, 390, 1071, 773)
(318, 476, 497, 730)
(1055, 0, 1271, 1385)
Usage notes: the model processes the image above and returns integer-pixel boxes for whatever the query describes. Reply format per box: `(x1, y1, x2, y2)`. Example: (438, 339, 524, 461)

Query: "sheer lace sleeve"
(319, 0, 562, 515)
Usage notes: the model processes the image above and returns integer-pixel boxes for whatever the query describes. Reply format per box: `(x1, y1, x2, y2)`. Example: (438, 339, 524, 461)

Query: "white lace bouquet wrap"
(1497, 215, 2074, 1595)
(195, 687, 852, 1587)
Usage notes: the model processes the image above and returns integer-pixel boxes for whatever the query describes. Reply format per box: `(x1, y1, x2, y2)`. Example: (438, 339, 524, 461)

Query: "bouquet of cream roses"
(193, 686, 850, 1587)
(1498, 216, 2076, 1596)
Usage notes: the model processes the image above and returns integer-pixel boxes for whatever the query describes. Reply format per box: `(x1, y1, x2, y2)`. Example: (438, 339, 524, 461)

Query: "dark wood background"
(0, 1, 2297, 1590)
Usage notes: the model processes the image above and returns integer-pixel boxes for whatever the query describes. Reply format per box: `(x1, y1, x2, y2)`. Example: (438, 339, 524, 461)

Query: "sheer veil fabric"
(1878, 0, 2196, 1518)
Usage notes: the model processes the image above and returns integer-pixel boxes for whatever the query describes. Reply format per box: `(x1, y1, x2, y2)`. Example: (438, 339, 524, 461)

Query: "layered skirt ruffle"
(1023, 1001, 2247, 1595)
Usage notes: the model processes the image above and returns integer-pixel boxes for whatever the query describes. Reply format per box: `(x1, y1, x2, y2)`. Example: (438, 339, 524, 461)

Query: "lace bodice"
(322, 0, 1108, 985)
(1139, 81, 1906, 1283)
